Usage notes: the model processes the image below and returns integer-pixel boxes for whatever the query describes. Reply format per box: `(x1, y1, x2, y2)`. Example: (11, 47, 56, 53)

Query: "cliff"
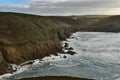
(84, 15, 120, 32)
(0, 12, 119, 75)
(0, 12, 80, 74)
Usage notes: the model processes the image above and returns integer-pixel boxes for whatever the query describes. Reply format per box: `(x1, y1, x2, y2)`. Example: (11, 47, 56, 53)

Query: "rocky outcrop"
(0, 51, 13, 74)
(0, 35, 64, 74)
(3, 40, 62, 64)
(0, 29, 75, 75)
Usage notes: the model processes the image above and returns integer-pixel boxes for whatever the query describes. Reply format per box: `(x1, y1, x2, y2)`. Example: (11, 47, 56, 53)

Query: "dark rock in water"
(66, 51, 76, 55)
(54, 53, 58, 56)
(63, 55, 67, 58)
(71, 36, 75, 39)
(68, 47, 74, 51)
(64, 43, 69, 48)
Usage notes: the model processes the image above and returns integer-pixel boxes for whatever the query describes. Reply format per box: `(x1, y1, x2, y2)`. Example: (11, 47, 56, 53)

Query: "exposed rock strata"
(0, 30, 73, 75)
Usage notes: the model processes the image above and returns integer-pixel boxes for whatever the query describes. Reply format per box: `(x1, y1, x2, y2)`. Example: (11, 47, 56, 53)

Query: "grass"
(1, 12, 116, 45)
(0, 12, 75, 44)
(84, 15, 120, 32)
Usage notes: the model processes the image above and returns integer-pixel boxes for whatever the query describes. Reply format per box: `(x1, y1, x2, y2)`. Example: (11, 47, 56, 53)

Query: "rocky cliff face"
(0, 13, 75, 74)
(0, 45, 13, 74)
(2, 40, 62, 64)
(0, 12, 119, 75)
(0, 35, 65, 74)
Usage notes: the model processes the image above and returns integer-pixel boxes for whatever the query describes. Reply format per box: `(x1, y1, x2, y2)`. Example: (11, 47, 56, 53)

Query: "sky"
(0, 0, 120, 15)
(0, 0, 26, 4)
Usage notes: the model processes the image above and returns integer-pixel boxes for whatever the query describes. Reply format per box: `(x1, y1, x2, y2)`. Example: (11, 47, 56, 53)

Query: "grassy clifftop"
(0, 12, 77, 44)
(85, 15, 120, 32)
(0, 12, 110, 44)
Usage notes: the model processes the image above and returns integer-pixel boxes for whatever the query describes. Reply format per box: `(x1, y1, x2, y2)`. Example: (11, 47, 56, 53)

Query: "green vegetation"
(0, 12, 112, 45)
(0, 12, 76, 44)
(83, 15, 120, 32)
(66, 15, 110, 19)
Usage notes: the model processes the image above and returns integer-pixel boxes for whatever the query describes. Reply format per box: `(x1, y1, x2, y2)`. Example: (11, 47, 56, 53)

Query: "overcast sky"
(0, 0, 120, 15)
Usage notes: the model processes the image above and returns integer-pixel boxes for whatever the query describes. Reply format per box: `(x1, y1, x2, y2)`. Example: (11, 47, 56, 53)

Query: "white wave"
(0, 53, 73, 80)
(54, 62, 80, 67)
(42, 53, 72, 62)
(0, 73, 12, 80)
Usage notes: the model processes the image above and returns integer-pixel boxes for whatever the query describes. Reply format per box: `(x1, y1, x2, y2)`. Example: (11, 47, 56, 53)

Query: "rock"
(68, 47, 74, 51)
(0, 52, 13, 74)
(0, 63, 13, 75)
(64, 43, 69, 48)
(54, 53, 58, 56)
(0, 52, 3, 64)
(71, 36, 74, 39)
(63, 55, 67, 58)
(52, 58, 55, 60)
(66, 51, 76, 55)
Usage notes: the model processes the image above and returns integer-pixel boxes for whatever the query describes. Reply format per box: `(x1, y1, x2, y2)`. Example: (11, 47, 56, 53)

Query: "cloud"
(0, 0, 120, 15)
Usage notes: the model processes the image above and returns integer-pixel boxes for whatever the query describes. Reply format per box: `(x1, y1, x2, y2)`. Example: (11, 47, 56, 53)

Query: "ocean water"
(1, 32, 120, 80)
